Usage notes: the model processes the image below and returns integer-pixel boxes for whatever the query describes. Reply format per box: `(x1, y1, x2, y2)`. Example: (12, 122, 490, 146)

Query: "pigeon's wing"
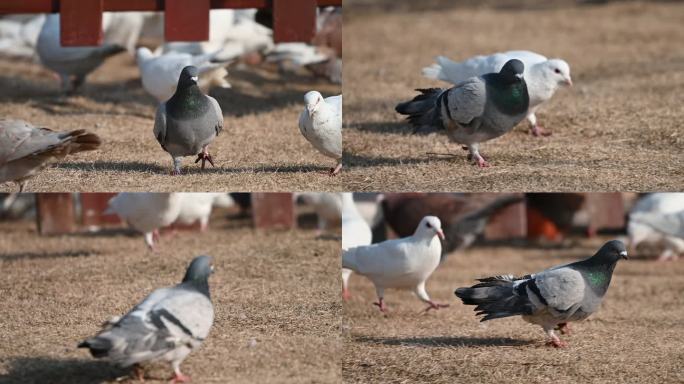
(423, 51, 548, 84)
(153, 104, 167, 147)
(503, 50, 548, 66)
(324, 95, 342, 115)
(207, 96, 224, 134)
(444, 78, 487, 125)
(532, 267, 585, 315)
(342, 240, 409, 277)
(631, 211, 684, 239)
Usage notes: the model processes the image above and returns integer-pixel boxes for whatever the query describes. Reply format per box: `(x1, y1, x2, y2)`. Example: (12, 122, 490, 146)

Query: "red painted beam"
(36, 193, 76, 235)
(165, 0, 210, 42)
(252, 193, 295, 230)
(60, 0, 103, 46)
(273, 0, 317, 43)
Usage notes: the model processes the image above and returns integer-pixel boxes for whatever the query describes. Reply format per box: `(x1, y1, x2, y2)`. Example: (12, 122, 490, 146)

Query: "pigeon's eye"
(554, 68, 561, 74)
(426, 222, 432, 229)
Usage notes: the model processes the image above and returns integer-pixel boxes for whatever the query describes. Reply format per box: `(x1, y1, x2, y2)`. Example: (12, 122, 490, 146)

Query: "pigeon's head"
(182, 255, 214, 283)
(415, 216, 445, 240)
(135, 47, 154, 64)
(595, 240, 628, 263)
(499, 59, 525, 84)
(178, 66, 200, 89)
(304, 91, 324, 115)
(544, 59, 572, 87)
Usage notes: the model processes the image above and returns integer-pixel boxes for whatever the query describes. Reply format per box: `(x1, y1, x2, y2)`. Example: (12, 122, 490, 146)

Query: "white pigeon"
(298, 91, 342, 176)
(79, 255, 214, 384)
(175, 193, 234, 231)
(342, 216, 446, 312)
(136, 47, 231, 102)
(296, 192, 342, 234)
(36, 14, 134, 92)
(423, 50, 572, 136)
(629, 210, 684, 261)
(341, 193, 373, 301)
(628, 193, 684, 260)
(105, 193, 183, 251)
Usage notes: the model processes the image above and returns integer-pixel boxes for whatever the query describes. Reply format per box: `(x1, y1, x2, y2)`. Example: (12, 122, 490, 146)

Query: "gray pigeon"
(36, 14, 125, 92)
(79, 256, 215, 383)
(396, 59, 529, 167)
(154, 66, 224, 175)
(0, 119, 101, 191)
(455, 240, 627, 347)
(629, 210, 684, 261)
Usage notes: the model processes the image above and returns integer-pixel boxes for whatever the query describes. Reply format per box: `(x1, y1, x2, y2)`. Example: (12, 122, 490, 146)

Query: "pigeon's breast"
(164, 117, 217, 156)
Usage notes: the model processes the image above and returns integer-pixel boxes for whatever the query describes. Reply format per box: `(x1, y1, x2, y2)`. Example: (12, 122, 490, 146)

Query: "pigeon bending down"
(136, 47, 231, 102)
(342, 216, 446, 312)
(298, 91, 342, 176)
(154, 66, 224, 175)
(629, 210, 684, 261)
(455, 240, 628, 347)
(176, 193, 234, 231)
(106, 193, 183, 251)
(341, 193, 373, 300)
(37, 14, 125, 92)
(422, 50, 572, 136)
(79, 256, 214, 383)
(0, 119, 101, 191)
(396, 59, 529, 167)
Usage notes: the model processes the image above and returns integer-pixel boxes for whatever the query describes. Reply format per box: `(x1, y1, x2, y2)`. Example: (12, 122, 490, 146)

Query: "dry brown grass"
(0, 54, 343, 192)
(343, 1, 684, 191)
(342, 236, 684, 383)
(0, 209, 341, 383)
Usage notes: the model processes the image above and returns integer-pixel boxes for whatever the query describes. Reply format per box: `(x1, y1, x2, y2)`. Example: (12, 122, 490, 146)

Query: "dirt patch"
(0, 53, 343, 192)
(343, 1, 684, 191)
(342, 236, 684, 383)
(0, 210, 341, 383)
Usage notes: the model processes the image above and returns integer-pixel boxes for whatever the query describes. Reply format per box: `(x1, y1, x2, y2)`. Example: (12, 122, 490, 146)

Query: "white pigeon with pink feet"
(341, 193, 372, 301)
(342, 216, 447, 312)
(105, 192, 183, 251)
(298, 91, 342, 176)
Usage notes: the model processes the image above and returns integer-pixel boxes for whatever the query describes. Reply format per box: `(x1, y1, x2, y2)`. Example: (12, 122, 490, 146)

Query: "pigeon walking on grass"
(342, 216, 447, 312)
(422, 50, 572, 136)
(341, 193, 373, 300)
(396, 59, 529, 167)
(79, 256, 214, 384)
(154, 66, 224, 175)
(298, 91, 342, 176)
(455, 240, 628, 347)
(0, 119, 101, 191)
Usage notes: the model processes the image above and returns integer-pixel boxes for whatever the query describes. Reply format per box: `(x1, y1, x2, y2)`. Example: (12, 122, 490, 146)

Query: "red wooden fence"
(0, 0, 341, 46)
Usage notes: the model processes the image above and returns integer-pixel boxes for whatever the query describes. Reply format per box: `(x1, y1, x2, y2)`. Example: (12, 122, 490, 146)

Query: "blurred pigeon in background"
(154, 66, 223, 175)
(295, 192, 342, 234)
(629, 210, 684, 261)
(0, 119, 101, 191)
(423, 50, 572, 136)
(79, 255, 214, 383)
(136, 47, 231, 102)
(176, 193, 235, 231)
(0, 14, 44, 58)
(455, 240, 628, 347)
(298, 91, 342, 176)
(342, 216, 447, 312)
(396, 59, 529, 167)
(105, 193, 183, 251)
(628, 193, 684, 257)
(341, 193, 372, 300)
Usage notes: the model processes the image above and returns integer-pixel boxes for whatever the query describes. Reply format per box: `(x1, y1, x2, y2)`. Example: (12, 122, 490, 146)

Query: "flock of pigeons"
(396, 50, 573, 166)
(0, 9, 343, 191)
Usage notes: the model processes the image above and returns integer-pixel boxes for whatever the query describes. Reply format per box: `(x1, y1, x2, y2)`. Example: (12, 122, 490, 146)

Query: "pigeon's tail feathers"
(395, 88, 444, 133)
(421, 63, 442, 80)
(66, 130, 102, 154)
(455, 276, 535, 321)
(78, 336, 113, 358)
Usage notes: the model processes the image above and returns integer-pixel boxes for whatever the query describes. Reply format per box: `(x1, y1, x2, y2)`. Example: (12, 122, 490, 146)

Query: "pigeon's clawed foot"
(342, 287, 351, 301)
(169, 372, 191, 384)
(531, 125, 552, 137)
(373, 298, 387, 312)
(195, 152, 215, 170)
(557, 322, 571, 335)
(471, 154, 490, 168)
(546, 338, 568, 348)
(329, 162, 342, 177)
(132, 364, 145, 382)
(423, 301, 450, 312)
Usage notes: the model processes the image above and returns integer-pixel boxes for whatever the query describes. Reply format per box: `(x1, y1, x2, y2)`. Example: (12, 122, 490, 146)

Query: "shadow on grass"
(343, 153, 436, 168)
(1, 357, 127, 384)
(0, 249, 101, 262)
(56, 161, 330, 175)
(55, 161, 167, 174)
(355, 335, 534, 348)
(346, 121, 414, 135)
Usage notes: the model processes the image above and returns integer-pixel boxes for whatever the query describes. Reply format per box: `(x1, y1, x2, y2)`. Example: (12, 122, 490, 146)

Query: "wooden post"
(36, 193, 76, 235)
(585, 193, 625, 234)
(165, 0, 210, 42)
(482, 193, 527, 240)
(60, 0, 104, 46)
(252, 193, 295, 230)
(273, 0, 317, 43)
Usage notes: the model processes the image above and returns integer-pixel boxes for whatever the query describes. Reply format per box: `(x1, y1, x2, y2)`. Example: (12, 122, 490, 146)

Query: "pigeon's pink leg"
(329, 161, 342, 177)
(527, 113, 552, 137)
(423, 300, 450, 313)
(545, 328, 567, 348)
(342, 287, 351, 301)
(195, 146, 215, 170)
(132, 364, 145, 382)
(557, 322, 572, 335)
(373, 298, 387, 312)
(170, 362, 190, 383)
(467, 144, 490, 168)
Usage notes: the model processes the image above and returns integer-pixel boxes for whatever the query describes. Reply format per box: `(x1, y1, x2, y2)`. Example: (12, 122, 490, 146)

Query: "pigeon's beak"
(307, 99, 320, 115)
(564, 76, 573, 87)
(191, 76, 199, 83)
(436, 228, 445, 240)
(619, 250, 628, 260)
(515, 73, 524, 80)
